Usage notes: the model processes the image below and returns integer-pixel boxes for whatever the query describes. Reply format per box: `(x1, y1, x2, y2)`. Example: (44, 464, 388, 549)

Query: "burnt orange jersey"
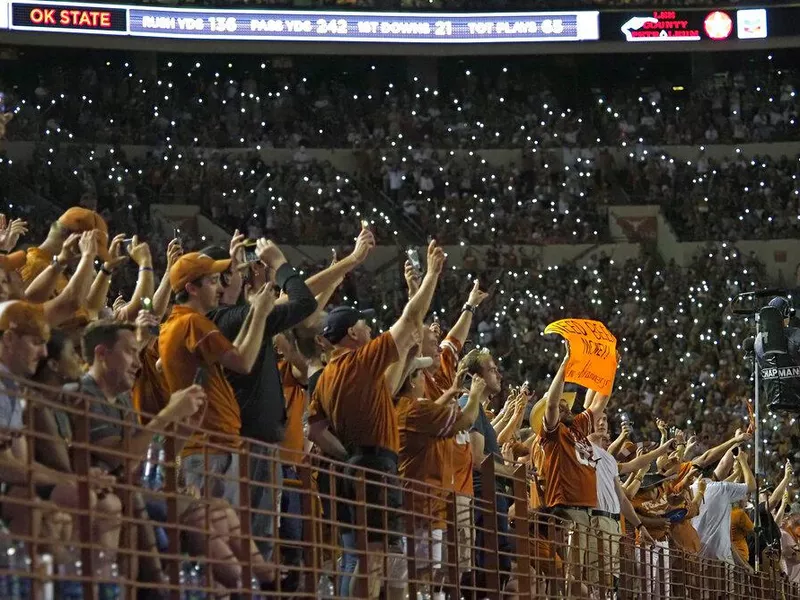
(539, 410, 597, 509)
(279, 360, 307, 466)
(309, 332, 400, 453)
(131, 340, 170, 425)
(159, 304, 240, 455)
(397, 394, 462, 527)
(529, 436, 546, 510)
(422, 337, 473, 496)
(731, 507, 753, 562)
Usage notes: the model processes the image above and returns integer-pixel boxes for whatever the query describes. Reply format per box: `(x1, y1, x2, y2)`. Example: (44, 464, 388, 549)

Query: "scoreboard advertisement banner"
(0, 0, 797, 46)
(599, 8, 768, 43)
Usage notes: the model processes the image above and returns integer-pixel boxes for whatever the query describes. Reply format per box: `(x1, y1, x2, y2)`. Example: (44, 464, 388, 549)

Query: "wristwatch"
(462, 303, 476, 314)
(51, 255, 66, 271)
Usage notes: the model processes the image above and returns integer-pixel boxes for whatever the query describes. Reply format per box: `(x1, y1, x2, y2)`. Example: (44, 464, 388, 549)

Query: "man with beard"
(538, 345, 613, 599)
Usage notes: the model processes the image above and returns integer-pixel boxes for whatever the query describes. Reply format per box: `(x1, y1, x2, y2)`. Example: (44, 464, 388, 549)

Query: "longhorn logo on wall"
(614, 216, 657, 241)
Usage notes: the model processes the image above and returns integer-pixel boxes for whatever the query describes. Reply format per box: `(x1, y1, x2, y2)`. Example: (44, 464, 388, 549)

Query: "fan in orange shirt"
(536, 345, 611, 599)
(308, 239, 447, 600)
(396, 355, 482, 585)
(19, 208, 111, 326)
(731, 500, 755, 564)
(159, 249, 277, 507)
(275, 332, 311, 574)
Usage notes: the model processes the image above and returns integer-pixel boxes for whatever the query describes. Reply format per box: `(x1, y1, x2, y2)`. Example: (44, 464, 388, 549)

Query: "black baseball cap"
(199, 245, 228, 261)
(322, 306, 376, 344)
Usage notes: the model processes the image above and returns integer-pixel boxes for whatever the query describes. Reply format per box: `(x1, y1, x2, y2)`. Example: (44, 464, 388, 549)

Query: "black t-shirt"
(207, 264, 316, 444)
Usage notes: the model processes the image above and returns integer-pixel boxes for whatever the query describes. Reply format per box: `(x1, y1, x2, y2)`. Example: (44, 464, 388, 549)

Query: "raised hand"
(104, 233, 130, 273)
(229, 229, 247, 269)
(404, 260, 421, 296)
(256, 238, 287, 271)
(350, 227, 376, 265)
(250, 281, 276, 315)
(78, 230, 98, 259)
(451, 366, 470, 393)
(127, 235, 152, 268)
(426, 239, 446, 276)
(470, 374, 486, 398)
(135, 310, 160, 343)
(0, 216, 28, 251)
(166, 238, 183, 270)
(164, 385, 206, 421)
(56, 232, 82, 266)
(466, 279, 489, 307)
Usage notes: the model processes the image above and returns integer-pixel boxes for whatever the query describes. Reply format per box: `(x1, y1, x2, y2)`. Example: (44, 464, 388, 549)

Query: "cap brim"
(359, 308, 376, 321)
(209, 258, 232, 274)
(411, 356, 434, 370)
(530, 392, 578, 435)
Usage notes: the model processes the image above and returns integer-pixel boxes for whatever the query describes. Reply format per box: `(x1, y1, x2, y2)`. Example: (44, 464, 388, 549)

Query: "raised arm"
(768, 460, 794, 512)
(43, 231, 98, 326)
(445, 279, 489, 347)
(152, 240, 183, 319)
(218, 280, 275, 374)
(542, 344, 570, 431)
(24, 234, 79, 303)
(619, 439, 675, 475)
(302, 228, 373, 298)
(105, 236, 155, 320)
(738, 451, 757, 493)
(608, 423, 630, 457)
(389, 240, 445, 356)
(694, 430, 751, 468)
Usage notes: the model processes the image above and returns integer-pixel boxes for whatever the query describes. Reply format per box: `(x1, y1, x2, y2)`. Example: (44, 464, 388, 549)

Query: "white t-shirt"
(691, 480, 748, 561)
(592, 444, 621, 515)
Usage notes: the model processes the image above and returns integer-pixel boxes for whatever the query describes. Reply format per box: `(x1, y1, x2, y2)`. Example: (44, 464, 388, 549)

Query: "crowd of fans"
(2, 52, 800, 245)
(0, 201, 797, 597)
(4, 55, 799, 151)
(2, 45, 800, 597)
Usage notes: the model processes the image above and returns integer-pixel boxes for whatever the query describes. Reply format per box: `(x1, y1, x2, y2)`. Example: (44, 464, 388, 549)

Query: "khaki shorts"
(551, 507, 591, 583)
(588, 514, 621, 586)
(456, 494, 474, 572)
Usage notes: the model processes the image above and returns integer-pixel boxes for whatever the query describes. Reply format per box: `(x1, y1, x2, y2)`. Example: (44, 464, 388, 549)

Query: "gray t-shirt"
(62, 374, 139, 470)
(0, 366, 24, 448)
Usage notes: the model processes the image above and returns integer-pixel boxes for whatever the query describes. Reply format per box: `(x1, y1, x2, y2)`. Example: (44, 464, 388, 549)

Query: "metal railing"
(1, 373, 798, 599)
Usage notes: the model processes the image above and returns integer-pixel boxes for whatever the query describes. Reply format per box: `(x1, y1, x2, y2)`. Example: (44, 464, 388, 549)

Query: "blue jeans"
(181, 452, 241, 508)
(249, 445, 283, 558)
(339, 531, 359, 597)
(474, 491, 513, 584)
(279, 465, 303, 566)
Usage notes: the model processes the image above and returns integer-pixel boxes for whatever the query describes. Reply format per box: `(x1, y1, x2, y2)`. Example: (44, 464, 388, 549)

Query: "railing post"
(72, 395, 95, 600)
(353, 471, 369, 598)
(479, 456, 500, 596)
(164, 429, 180, 600)
(444, 491, 459, 600)
(511, 464, 530, 600)
(403, 481, 418, 599)
(237, 440, 252, 596)
(298, 459, 317, 594)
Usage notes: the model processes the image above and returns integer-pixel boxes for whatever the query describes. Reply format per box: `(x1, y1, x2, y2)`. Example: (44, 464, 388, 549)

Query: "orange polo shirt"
(159, 304, 241, 455)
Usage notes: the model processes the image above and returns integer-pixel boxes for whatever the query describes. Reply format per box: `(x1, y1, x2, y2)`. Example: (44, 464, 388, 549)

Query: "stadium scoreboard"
(0, 0, 795, 45)
(3, 0, 600, 43)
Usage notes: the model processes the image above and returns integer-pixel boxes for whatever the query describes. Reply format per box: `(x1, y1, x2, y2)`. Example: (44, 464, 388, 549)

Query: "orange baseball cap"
(0, 250, 26, 272)
(0, 300, 49, 340)
(58, 207, 109, 261)
(170, 252, 232, 293)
